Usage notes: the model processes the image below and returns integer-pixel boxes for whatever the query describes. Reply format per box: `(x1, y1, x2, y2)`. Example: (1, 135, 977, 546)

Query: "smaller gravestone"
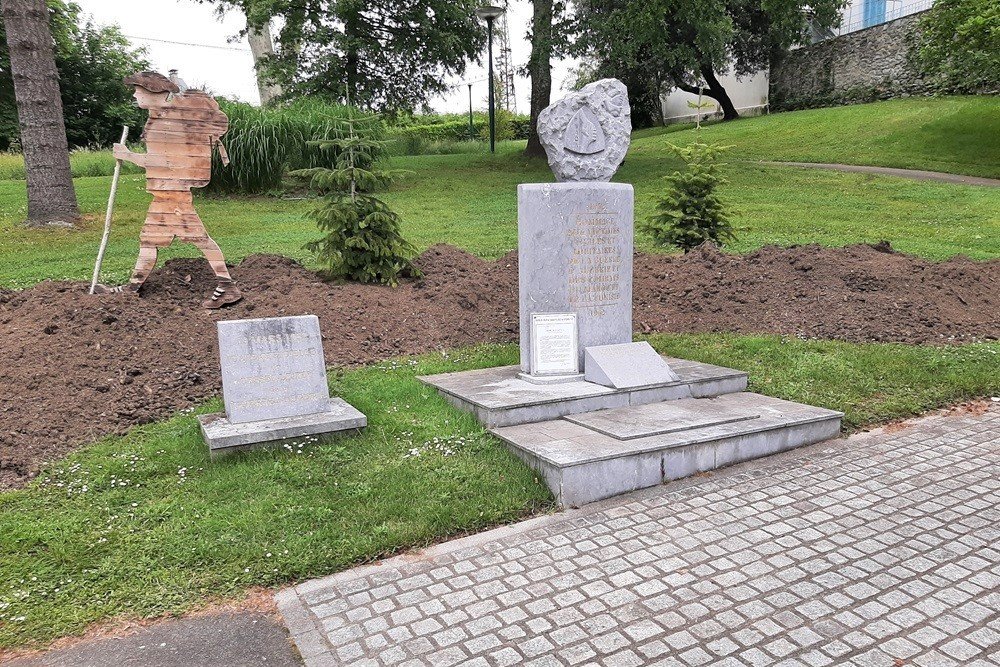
(584, 341, 679, 389)
(198, 315, 365, 457)
(521, 313, 582, 383)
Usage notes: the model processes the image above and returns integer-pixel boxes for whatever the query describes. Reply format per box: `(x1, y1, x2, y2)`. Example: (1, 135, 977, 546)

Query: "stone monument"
(198, 315, 366, 457)
(418, 80, 842, 507)
(521, 78, 676, 385)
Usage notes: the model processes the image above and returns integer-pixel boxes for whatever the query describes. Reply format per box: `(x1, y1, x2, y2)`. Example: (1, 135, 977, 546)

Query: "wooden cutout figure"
(93, 71, 242, 308)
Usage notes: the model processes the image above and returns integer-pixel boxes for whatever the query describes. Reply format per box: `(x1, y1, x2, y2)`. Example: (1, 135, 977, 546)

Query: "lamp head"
(475, 5, 504, 20)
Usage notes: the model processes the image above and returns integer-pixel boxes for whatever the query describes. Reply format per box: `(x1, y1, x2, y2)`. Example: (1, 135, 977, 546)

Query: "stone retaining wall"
(770, 12, 931, 110)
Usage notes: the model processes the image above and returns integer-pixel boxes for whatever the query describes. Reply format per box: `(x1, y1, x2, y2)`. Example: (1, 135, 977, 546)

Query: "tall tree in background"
(246, 20, 282, 104)
(0, 1, 148, 149)
(0, 0, 77, 225)
(525, 0, 555, 157)
(574, 0, 842, 122)
(204, 0, 486, 113)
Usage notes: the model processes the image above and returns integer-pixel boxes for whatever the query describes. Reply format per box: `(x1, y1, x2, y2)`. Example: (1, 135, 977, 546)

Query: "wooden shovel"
(89, 125, 130, 295)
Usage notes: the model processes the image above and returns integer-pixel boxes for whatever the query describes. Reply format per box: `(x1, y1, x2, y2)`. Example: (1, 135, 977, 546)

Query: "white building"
(659, 0, 932, 124)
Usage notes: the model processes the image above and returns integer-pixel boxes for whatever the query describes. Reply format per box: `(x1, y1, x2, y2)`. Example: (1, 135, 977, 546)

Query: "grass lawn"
(1, 97, 998, 288)
(0, 98, 1000, 287)
(1, 336, 999, 650)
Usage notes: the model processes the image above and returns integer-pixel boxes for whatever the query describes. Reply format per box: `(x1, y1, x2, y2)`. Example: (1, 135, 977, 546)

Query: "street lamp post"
(474, 5, 504, 154)
(468, 83, 474, 140)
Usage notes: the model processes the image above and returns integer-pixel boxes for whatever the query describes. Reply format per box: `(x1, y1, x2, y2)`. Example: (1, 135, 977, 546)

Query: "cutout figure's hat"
(123, 71, 180, 94)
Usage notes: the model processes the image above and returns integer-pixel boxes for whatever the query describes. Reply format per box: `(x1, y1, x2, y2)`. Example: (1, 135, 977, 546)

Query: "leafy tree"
(914, 0, 1000, 94)
(200, 0, 486, 114)
(291, 113, 417, 286)
(572, 0, 843, 121)
(0, 0, 77, 225)
(641, 142, 734, 252)
(0, 0, 149, 150)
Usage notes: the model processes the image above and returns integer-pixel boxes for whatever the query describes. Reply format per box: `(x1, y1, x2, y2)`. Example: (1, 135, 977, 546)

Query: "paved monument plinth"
(201, 315, 366, 457)
(493, 393, 843, 506)
(420, 356, 745, 428)
(519, 182, 634, 374)
(198, 398, 366, 457)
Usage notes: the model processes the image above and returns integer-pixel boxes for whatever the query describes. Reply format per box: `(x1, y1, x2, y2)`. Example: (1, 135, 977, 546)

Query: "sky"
(73, 0, 577, 114)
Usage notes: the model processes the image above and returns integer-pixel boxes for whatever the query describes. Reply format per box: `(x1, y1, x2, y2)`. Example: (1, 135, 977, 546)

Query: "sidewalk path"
(278, 405, 1000, 667)
(3, 612, 302, 667)
(759, 161, 1000, 187)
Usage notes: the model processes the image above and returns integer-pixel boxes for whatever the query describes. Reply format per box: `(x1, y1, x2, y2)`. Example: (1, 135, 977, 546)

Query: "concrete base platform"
(419, 357, 748, 428)
(199, 398, 366, 458)
(493, 393, 843, 507)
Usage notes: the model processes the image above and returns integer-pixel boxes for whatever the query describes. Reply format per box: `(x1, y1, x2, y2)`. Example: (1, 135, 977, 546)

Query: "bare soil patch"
(1, 242, 997, 489)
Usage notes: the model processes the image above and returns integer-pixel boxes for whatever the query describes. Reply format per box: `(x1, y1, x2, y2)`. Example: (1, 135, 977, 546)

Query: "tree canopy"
(202, 0, 487, 113)
(0, 0, 150, 150)
(571, 0, 843, 123)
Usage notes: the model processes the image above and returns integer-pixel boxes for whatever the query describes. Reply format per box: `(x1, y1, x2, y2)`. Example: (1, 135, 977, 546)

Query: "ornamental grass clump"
(642, 141, 734, 252)
(291, 112, 417, 286)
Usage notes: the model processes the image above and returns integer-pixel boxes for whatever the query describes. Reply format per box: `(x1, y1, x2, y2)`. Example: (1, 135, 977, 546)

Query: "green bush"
(291, 114, 417, 286)
(914, 0, 1000, 94)
(387, 111, 530, 146)
(641, 142, 734, 252)
(209, 99, 380, 195)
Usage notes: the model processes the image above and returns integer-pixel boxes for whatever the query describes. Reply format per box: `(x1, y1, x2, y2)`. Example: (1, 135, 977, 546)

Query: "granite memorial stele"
(419, 80, 843, 507)
(522, 77, 677, 384)
(198, 315, 366, 457)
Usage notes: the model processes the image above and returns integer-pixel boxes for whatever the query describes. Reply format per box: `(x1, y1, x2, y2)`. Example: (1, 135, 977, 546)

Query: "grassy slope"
(2, 337, 998, 650)
(1, 97, 998, 287)
(635, 96, 1000, 178)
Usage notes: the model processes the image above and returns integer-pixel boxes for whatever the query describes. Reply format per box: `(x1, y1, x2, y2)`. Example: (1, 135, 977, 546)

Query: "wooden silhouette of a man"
(94, 71, 241, 308)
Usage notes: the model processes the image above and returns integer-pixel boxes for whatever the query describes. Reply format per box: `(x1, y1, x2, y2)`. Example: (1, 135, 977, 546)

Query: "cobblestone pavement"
(277, 406, 1000, 667)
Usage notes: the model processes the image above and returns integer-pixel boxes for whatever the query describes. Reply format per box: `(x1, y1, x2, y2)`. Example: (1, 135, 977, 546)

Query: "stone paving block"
(276, 407, 1000, 666)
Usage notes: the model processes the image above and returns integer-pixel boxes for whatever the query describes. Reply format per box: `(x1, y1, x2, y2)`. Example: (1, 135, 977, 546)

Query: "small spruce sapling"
(291, 111, 418, 286)
(641, 141, 734, 252)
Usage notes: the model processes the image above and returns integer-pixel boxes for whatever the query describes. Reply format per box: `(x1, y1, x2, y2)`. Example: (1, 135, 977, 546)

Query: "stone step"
(491, 392, 843, 507)
(419, 357, 748, 428)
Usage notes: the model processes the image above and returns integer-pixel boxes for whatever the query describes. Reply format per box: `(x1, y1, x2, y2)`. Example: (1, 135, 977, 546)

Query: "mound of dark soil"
(1, 242, 996, 489)
(633, 243, 1000, 343)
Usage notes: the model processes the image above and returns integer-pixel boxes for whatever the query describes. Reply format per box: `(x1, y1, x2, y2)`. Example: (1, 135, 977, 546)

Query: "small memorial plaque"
(217, 315, 331, 424)
(530, 313, 580, 376)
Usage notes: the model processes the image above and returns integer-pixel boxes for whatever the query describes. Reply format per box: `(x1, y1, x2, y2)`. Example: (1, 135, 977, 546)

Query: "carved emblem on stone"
(537, 78, 631, 182)
(564, 108, 607, 155)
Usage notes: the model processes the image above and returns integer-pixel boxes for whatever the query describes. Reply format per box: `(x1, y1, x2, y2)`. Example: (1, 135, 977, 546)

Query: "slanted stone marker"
(584, 341, 679, 389)
(198, 315, 365, 457)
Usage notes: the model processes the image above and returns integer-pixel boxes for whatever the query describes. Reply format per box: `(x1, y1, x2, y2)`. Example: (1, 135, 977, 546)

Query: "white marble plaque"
(530, 313, 580, 376)
(217, 315, 331, 424)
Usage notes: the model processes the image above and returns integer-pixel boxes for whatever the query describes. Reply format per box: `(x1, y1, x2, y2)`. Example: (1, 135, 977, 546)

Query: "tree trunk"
(246, 20, 283, 105)
(1, 0, 78, 225)
(524, 0, 553, 158)
(343, 11, 360, 106)
(699, 63, 739, 121)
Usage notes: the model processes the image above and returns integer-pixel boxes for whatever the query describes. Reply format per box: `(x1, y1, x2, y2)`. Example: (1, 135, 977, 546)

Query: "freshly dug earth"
(1, 242, 997, 489)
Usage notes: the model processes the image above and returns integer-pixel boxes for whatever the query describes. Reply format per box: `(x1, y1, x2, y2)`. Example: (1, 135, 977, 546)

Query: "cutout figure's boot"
(203, 281, 242, 309)
(92, 283, 139, 295)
